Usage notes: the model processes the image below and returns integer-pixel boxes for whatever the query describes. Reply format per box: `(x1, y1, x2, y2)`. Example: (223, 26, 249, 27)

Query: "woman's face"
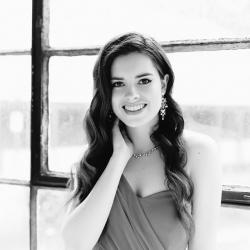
(110, 52, 167, 128)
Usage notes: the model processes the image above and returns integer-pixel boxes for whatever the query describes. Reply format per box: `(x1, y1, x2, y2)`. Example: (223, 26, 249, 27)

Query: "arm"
(187, 135, 222, 250)
(61, 120, 133, 250)
(61, 152, 130, 250)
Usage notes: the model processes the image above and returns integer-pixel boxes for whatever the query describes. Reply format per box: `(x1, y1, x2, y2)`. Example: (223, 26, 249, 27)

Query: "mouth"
(122, 104, 147, 114)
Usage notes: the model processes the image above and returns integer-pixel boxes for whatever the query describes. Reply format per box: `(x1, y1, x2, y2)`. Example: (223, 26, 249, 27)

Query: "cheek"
(153, 98, 162, 112)
(111, 97, 115, 111)
(151, 89, 162, 109)
(111, 92, 120, 113)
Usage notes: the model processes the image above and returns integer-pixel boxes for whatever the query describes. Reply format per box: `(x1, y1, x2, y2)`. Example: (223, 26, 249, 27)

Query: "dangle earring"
(160, 95, 168, 120)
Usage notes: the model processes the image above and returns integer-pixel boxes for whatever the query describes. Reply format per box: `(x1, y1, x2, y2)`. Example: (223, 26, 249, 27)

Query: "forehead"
(111, 52, 158, 77)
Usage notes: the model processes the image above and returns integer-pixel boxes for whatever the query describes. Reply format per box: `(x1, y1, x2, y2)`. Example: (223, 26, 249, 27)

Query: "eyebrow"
(111, 73, 153, 80)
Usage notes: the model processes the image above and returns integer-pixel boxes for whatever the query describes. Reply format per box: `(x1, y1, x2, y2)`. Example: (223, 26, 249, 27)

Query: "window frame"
(30, 2, 250, 247)
(0, 0, 250, 249)
(31, 0, 250, 205)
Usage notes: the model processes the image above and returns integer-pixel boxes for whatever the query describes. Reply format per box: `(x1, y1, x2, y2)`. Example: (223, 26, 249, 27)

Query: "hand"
(112, 119, 133, 159)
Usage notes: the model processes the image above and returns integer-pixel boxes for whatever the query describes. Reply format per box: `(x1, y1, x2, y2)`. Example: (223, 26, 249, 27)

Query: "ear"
(161, 74, 169, 95)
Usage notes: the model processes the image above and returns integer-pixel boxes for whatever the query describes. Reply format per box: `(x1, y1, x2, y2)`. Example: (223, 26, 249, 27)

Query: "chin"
(119, 116, 159, 129)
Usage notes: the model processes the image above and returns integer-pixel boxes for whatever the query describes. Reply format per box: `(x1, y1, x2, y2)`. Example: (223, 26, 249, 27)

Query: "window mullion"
(30, 186, 38, 250)
(222, 185, 250, 206)
(31, 0, 50, 249)
(0, 50, 31, 56)
(31, 0, 49, 185)
(43, 37, 250, 57)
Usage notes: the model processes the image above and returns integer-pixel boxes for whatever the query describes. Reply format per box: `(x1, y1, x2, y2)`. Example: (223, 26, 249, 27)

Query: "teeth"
(124, 104, 145, 111)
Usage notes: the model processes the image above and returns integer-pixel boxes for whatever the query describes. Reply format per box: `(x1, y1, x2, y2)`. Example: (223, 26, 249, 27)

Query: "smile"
(123, 104, 147, 113)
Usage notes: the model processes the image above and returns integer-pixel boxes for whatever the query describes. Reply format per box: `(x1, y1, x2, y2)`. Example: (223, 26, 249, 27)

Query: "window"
(1, 1, 250, 249)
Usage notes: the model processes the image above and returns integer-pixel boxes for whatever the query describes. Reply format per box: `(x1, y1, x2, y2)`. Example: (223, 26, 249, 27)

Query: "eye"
(139, 78, 152, 85)
(112, 81, 124, 88)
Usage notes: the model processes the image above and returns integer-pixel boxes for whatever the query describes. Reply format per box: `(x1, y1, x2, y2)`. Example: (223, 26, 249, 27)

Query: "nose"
(125, 85, 140, 102)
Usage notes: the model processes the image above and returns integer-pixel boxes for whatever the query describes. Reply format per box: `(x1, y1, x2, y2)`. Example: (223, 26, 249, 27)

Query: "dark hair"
(68, 32, 194, 239)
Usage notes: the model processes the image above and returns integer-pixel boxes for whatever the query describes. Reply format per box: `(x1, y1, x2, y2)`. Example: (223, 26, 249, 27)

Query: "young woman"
(61, 32, 222, 250)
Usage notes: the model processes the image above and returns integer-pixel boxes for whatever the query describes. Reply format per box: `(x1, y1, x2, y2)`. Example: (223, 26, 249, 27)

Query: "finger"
(113, 118, 119, 129)
(114, 118, 119, 126)
(118, 122, 129, 141)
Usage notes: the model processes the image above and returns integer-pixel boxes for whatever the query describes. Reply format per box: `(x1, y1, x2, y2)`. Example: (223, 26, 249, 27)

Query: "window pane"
(0, 1, 32, 50)
(0, 184, 29, 250)
(0, 56, 30, 180)
(48, 50, 250, 187)
(168, 49, 250, 186)
(219, 206, 250, 250)
(49, 0, 250, 47)
(37, 189, 68, 250)
(48, 56, 96, 172)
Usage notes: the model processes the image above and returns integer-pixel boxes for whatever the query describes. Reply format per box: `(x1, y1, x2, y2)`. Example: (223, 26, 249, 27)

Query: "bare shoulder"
(183, 133, 222, 250)
(183, 129, 219, 174)
(183, 129, 218, 151)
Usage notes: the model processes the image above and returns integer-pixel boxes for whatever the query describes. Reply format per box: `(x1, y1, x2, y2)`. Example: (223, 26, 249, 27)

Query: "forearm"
(61, 152, 129, 250)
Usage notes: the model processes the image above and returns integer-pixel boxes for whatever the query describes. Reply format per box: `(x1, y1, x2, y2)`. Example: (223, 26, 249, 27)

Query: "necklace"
(132, 145, 160, 159)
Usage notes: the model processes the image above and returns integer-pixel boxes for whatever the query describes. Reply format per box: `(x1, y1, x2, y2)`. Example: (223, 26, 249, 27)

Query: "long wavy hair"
(68, 32, 194, 239)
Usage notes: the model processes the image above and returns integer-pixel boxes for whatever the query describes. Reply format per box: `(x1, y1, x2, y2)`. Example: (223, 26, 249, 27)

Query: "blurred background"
(0, 0, 250, 249)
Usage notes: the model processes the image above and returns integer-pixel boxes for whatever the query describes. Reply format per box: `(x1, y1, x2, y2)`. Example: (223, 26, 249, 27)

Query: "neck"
(126, 122, 158, 154)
